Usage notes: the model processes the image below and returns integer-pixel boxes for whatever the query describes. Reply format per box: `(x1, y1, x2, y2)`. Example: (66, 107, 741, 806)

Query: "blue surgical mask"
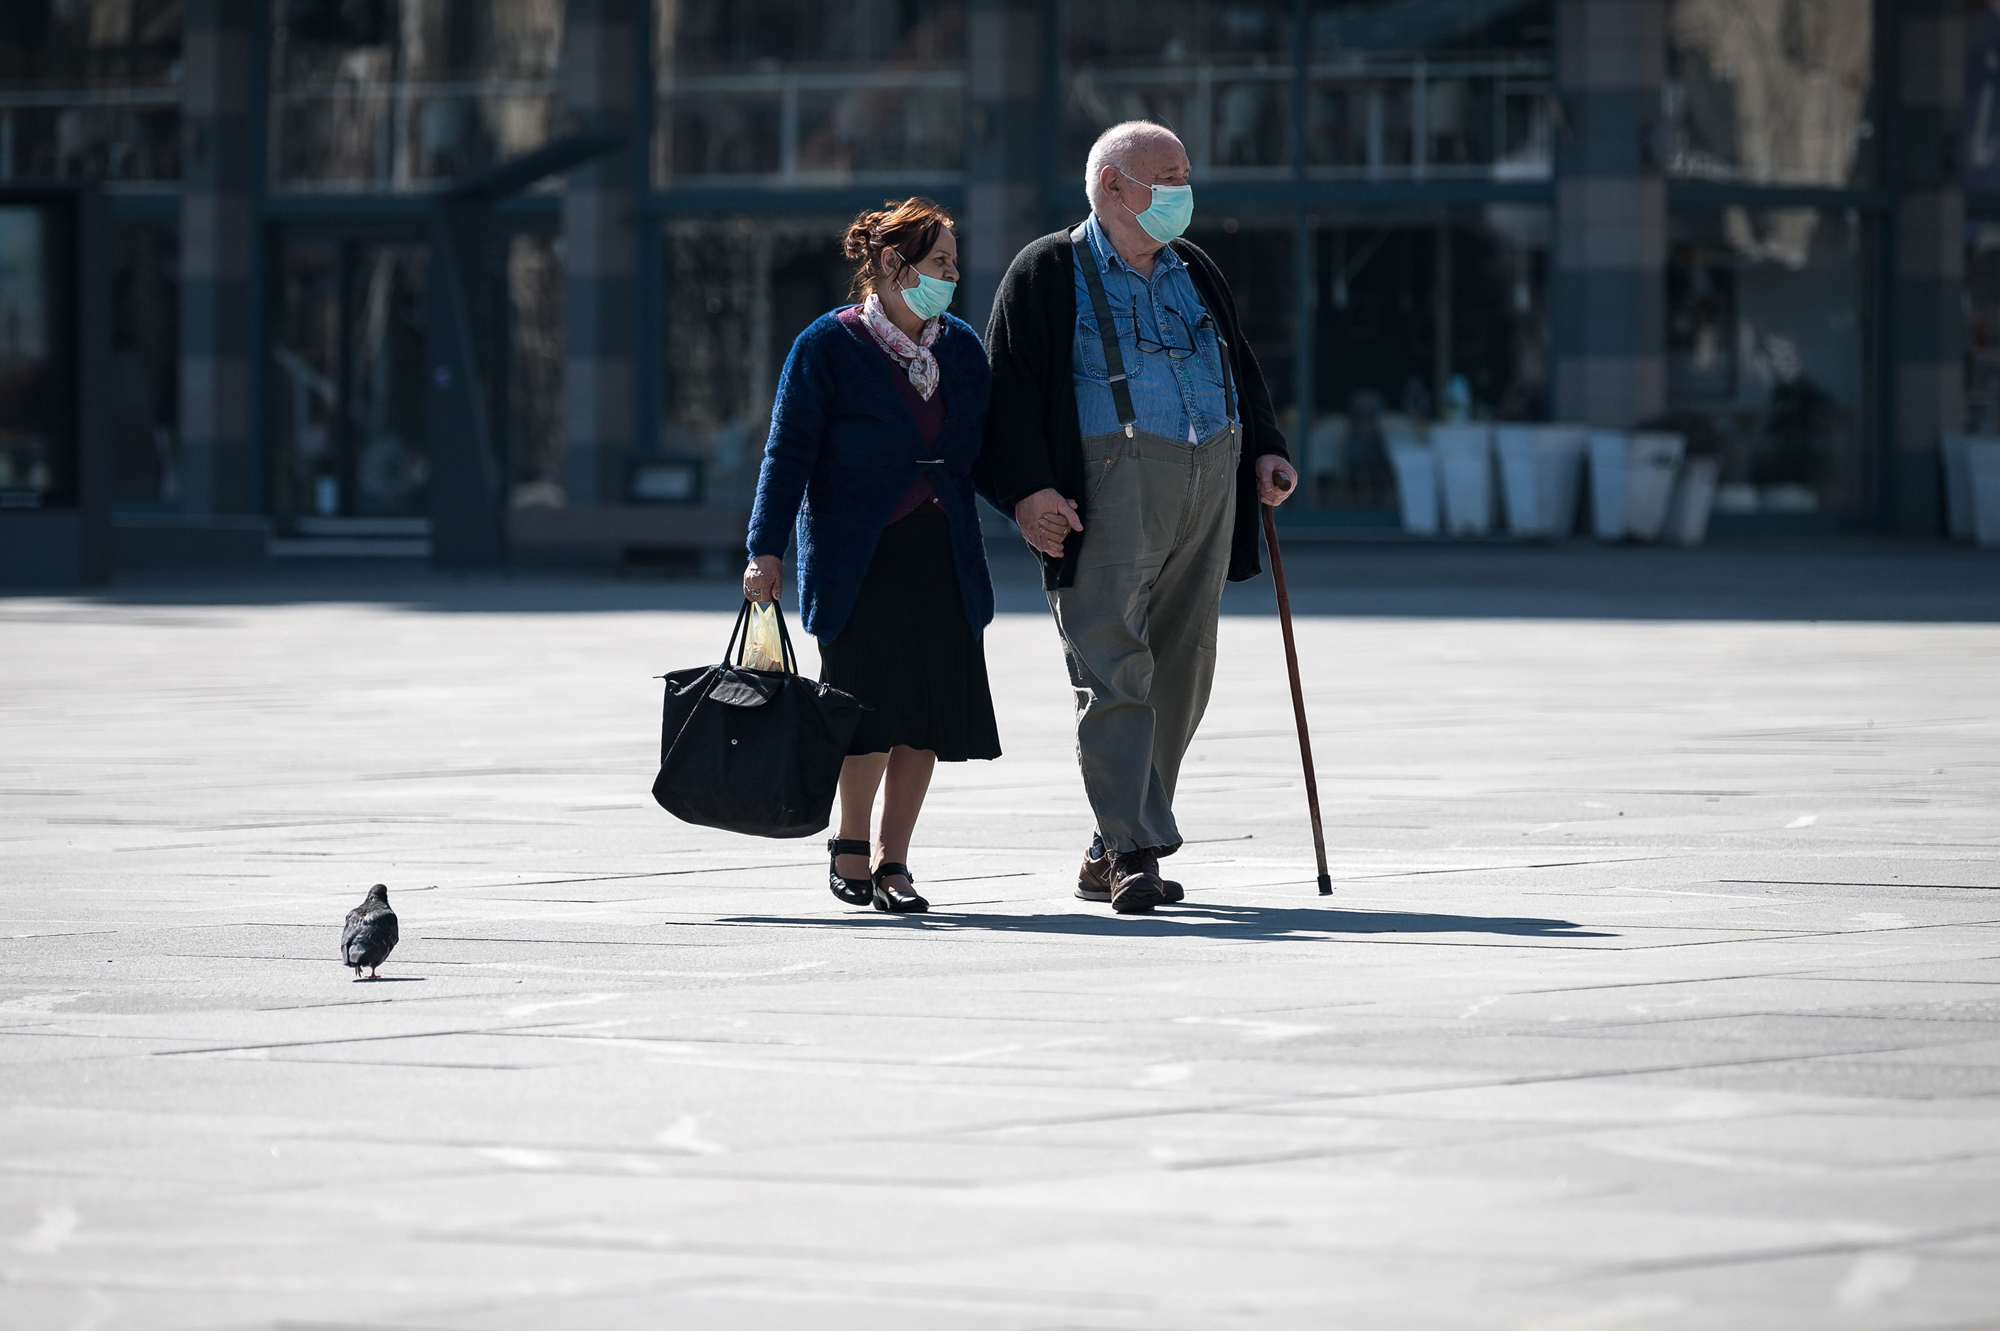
(1118, 168, 1194, 243)
(896, 263, 956, 321)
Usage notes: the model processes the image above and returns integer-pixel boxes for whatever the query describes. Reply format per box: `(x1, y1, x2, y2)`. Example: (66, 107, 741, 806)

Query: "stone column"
(560, 0, 637, 506)
(1552, 0, 1667, 427)
(178, 0, 256, 514)
(1894, 0, 1966, 534)
(962, 0, 1044, 333)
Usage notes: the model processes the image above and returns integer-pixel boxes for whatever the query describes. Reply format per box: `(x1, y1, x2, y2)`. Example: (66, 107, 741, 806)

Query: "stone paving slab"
(3, 546, 1999, 1329)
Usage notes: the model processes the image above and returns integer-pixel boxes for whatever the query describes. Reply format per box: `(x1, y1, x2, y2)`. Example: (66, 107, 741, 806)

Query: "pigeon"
(341, 884, 399, 979)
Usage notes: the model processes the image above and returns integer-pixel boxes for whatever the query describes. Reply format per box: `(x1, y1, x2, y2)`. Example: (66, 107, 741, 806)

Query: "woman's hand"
(743, 555, 782, 603)
(1013, 488, 1083, 558)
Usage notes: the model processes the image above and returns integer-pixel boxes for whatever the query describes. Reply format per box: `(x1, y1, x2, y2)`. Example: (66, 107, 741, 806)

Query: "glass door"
(0, 200, 76, 509)
(267, 229, 430, 526)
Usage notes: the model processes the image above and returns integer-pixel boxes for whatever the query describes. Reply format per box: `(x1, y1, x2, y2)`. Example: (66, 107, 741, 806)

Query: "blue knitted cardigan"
(746, 308, 995, 643)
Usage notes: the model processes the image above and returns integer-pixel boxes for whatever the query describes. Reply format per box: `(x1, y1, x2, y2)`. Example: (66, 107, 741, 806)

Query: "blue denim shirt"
(1071, 214, 1233, 443)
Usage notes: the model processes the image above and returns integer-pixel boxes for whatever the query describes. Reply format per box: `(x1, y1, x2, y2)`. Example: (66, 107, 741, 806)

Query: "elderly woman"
(742, 197, 999, 914)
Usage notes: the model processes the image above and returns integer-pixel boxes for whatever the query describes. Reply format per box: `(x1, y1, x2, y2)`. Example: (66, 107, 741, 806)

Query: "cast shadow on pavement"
(722, 902, 1614, 940)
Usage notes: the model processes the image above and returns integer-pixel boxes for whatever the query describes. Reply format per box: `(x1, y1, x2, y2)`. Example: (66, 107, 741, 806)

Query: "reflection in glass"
(1665, 208, 1869, 514)
(505, 229, 563, 508)
(270, 0, 562, 192)
(659, 217, 851, 510)
(1305, 207, 1548, 513)
(0, 1, 182, 185)
(1967, 224, 2000, 436)
(1306, 0, 1552, 182)
(0, 204, 74, 507)
(112, 222, 178, 505)
(655, 1, 965, 188)
(1061, 0, 1293, 181)
(267, 234, 431, 520)
(1666, 0, 1874, 187)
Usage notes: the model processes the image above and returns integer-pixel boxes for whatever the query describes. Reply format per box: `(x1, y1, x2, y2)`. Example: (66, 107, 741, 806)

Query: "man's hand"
(1013, 487, 1083, 558)
(742, 555, 782, 603)
(1255, 454, 1299, 507)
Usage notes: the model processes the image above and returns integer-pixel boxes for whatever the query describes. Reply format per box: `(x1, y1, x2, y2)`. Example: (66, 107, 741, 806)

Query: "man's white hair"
(1084, 121, 1184, 207)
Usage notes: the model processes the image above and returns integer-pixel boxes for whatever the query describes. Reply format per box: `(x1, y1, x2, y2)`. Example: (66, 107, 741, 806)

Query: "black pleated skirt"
(818, 504, 1001, 762)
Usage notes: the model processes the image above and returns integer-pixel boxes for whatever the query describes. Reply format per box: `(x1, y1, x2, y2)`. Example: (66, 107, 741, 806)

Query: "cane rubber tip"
(1317, 874, 1333, 895)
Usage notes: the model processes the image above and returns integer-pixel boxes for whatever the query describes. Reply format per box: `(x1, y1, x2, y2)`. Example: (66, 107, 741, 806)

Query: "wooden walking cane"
(1261, 476, 1333, 894)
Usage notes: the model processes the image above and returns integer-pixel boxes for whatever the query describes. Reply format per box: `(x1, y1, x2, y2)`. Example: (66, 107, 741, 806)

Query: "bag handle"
(723, 596, 801, 675)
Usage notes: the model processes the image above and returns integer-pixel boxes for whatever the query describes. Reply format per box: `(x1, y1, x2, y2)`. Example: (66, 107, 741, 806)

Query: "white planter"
(1625, 432, 1686, 540)
(1387, 444, 1441, 535)
(1587, 430, 1685, 541)
(1587, 431, 1630, 539)
(1496, 425, 1588, 537)
(1940, 434, 1982, 541)
(1970, 439, 2000, 549)
(1664, 456, 1719, 546)
(1430, 425, 1495, 535)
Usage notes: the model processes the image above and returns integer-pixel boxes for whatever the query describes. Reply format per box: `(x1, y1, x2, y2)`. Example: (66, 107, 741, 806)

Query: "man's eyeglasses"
(1126, 305, 1201, 361)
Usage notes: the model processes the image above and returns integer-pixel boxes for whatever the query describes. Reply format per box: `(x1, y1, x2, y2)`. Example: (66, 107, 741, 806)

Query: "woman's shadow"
(721, 902, 1613, 940)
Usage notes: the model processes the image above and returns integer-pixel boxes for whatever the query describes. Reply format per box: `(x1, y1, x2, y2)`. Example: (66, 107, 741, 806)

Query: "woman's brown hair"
(843, 197, 955, 299)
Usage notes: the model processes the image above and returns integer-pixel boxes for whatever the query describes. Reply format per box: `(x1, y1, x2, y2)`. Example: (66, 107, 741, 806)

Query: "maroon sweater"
(838, 304, 941, 523)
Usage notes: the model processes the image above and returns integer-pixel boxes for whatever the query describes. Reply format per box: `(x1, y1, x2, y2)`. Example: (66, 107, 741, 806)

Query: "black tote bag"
(651, 600, 866, 839)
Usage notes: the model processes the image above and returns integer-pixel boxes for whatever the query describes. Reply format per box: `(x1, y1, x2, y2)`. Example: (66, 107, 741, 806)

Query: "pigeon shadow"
(350, 975, 427, 983)
(721, 902, 1613, 941)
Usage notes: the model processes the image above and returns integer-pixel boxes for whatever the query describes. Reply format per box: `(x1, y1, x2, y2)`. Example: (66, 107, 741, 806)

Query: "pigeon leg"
(369, 967, 379, 978)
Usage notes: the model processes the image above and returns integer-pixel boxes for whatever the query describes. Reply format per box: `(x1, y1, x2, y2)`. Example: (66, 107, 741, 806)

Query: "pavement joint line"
(152, 1020, 585, 1057)
(454, 861, 822, 888)
(1570, 1220, 2000, 1281)
(1723, 878, 2000, 890)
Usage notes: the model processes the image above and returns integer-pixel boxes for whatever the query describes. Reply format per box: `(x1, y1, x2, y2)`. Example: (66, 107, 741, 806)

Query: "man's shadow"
(721, 903, 1613, 941)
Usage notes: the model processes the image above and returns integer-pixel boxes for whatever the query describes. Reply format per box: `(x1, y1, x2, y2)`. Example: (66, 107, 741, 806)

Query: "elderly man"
(981, 121, 1297, 914)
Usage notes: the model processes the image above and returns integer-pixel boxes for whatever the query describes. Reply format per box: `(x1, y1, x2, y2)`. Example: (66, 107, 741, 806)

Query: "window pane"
(1186, 212, 1294, 432)
(0, 1, 182, 184)
(655, 1, 965, 188)
(0, 203, 76, 506)
(112, 221, 178, 505)
(1304, 207, 1550, 515)
(1666, 0, 1875, 188)
(1062, 0, 1294, 183)
(270, 0, 562, 193)
(1665, 208, 1870, 514)
(1306, 1, 1552, 183)
(658, 216, 852, 510)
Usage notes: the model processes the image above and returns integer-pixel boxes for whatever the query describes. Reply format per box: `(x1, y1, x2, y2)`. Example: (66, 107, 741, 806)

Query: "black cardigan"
(978, 224, 1291, 589)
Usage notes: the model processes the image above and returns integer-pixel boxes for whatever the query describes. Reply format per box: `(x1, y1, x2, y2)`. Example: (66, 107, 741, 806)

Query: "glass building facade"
(0, 0, 1977, 558)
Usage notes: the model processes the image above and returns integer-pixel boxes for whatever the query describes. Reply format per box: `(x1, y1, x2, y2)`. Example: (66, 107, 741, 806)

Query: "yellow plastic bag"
(738, 601, 789, 672)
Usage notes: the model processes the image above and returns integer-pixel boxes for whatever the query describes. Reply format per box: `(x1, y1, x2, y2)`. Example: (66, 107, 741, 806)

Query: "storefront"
(0, 0, 1972, 568)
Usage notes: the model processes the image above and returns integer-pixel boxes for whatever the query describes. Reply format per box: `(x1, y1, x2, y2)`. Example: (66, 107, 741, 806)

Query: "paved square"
(4, 545, 1999, 1329)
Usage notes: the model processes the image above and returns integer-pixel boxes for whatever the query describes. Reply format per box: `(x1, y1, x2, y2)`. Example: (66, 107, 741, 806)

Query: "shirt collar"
(1084, 212, 1182, 278)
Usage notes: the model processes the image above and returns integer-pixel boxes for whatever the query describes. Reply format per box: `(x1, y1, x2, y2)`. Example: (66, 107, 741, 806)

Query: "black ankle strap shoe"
(871, 862, 928, 914)
(827, 837, 873, 905)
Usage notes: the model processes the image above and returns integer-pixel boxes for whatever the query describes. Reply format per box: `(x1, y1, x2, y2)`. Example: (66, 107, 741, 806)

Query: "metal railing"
(0, 85, 181, 189)
(268, 77, 561, 193)
(656, 66, 965, 188)
(1068, 56, 1553, 183)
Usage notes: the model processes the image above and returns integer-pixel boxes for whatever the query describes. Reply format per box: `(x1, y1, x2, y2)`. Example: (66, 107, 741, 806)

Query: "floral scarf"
(860, 292, 940, 400)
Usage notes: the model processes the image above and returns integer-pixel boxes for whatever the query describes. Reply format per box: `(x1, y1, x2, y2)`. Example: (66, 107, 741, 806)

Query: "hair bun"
(841, 197, 954, 300)
(841, 212, 885, 261)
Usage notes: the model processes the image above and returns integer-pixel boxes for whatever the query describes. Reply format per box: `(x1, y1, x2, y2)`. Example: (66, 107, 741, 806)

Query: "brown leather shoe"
(1079, 841, 1183, 903)
(1109, 849, 1168, 914)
